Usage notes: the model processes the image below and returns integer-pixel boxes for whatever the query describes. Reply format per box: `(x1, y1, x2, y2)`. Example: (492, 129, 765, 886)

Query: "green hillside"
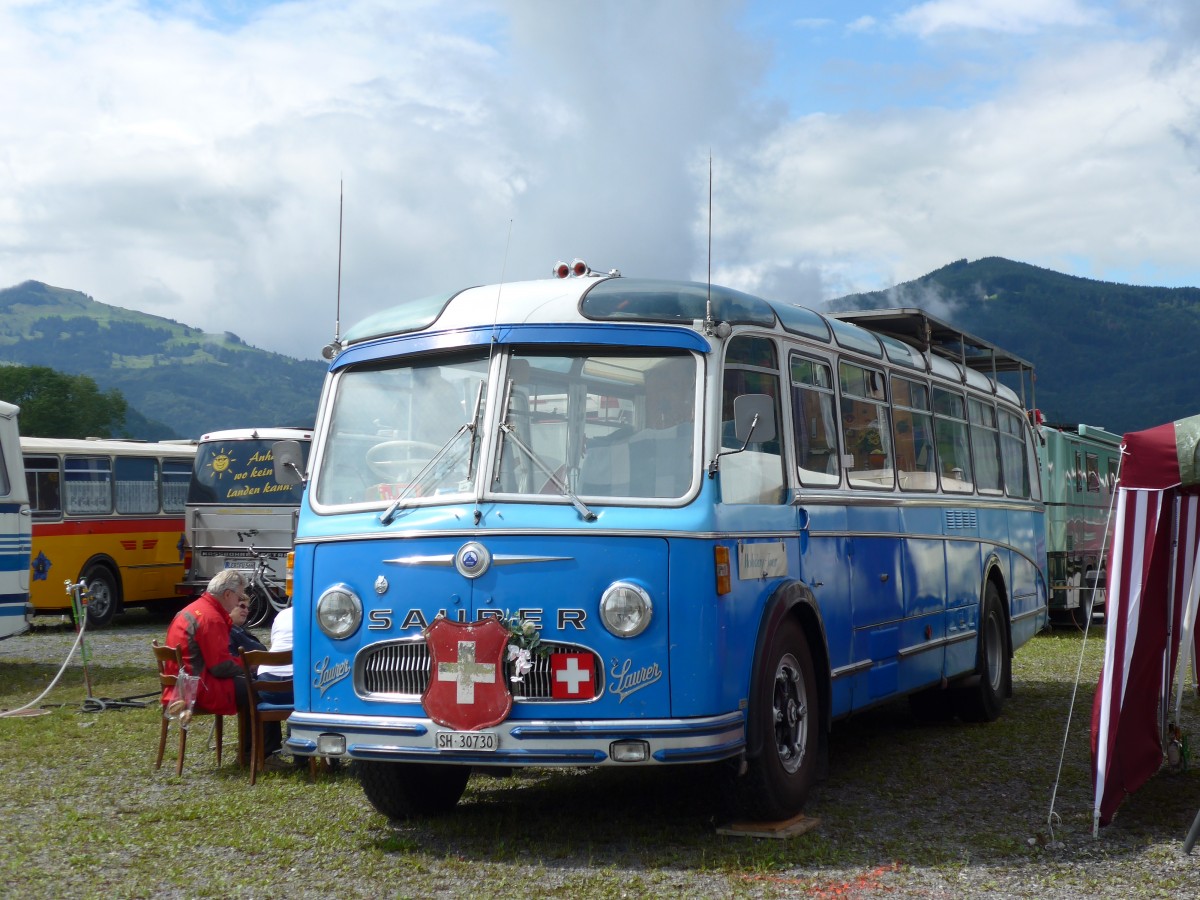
(830, 257, 1200, 435)
(0, 281, 326, 439)
(2, 260, 1192, 440)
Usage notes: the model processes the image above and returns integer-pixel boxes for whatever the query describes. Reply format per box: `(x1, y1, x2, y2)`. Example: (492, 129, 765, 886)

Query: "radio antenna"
(335, 179, 344, 343)
(704, 154, 716, 335)
(322, 180, 345, 360)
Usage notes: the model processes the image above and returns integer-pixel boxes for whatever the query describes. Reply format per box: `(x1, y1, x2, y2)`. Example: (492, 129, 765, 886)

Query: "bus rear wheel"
(729, 618, 819, 821)
(358, 761, 470, 819)
(82, 566, 118, 627)
(954, 581, 1010, 723)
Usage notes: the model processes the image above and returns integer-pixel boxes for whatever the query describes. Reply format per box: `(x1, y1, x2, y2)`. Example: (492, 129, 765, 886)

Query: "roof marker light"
(553, 261, 571, 279)
(571, 259, 590, 277)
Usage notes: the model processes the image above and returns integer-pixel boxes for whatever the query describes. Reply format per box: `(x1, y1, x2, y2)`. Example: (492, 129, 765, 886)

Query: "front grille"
(356, 637, 604, 702)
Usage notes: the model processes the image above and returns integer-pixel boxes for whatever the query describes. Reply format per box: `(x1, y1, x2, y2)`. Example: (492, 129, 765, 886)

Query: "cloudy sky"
(2, 0, 1198, 359)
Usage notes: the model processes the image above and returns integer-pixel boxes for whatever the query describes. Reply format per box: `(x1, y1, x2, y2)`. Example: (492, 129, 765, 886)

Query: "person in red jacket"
(163, 569, 252, 757)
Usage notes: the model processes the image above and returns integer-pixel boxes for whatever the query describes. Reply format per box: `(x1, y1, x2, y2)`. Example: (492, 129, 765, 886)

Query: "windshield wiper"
(380, 381, 487, 525)
(498, 421, 597, 522)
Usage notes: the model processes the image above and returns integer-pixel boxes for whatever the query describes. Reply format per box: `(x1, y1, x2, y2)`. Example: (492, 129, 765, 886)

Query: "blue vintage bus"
(277, 265, 1048, 820)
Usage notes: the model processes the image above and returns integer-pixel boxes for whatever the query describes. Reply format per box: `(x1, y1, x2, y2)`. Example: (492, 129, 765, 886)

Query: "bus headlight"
(316, 584, 362, 639)
(599, 581, 653, 638)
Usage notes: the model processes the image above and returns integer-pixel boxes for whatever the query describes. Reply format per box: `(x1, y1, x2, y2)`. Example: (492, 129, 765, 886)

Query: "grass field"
(2, 615, 1200, 898)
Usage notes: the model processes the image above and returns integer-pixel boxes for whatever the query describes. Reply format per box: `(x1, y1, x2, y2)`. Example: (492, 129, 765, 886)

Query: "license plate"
(435, 731, 497, 752)
(224, 558, 254, 571)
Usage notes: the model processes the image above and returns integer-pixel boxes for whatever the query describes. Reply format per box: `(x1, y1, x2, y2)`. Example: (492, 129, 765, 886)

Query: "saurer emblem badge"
(422, 616, 513, 730)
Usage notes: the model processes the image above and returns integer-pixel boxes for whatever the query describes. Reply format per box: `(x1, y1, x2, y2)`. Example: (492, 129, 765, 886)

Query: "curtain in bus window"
(969, 398, 1002, 494)
(64, 456, 112, 515)
(933, 388, 973, 493)
(24, 456, 60, 516)
(839, 362, 893, 489)
(790, 355, 839, 487)
(892, 377, 937, 491)
(115, 456, 159, 514)
(162, 459, 191, 513)
(999, 410, 1030, 498)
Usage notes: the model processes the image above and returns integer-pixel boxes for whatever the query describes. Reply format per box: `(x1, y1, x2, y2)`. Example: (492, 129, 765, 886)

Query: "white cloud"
(714, 36, 1200, 299)
(1, 0, 1200, 371)
(896, 0, 1106, 37)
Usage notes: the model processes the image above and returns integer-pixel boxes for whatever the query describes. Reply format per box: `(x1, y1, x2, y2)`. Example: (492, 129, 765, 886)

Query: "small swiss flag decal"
(550, 653, 595, 699)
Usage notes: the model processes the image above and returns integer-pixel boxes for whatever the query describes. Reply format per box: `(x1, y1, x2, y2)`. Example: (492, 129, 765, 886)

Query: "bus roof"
(197, 427, 313, 443)
(338, 274, 1030, 402)
(20, 436, 197, 457)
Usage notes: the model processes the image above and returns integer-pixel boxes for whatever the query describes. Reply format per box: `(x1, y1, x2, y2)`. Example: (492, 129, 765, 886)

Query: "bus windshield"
(314, 347, 699, 507)
(188, 438, 307, 505)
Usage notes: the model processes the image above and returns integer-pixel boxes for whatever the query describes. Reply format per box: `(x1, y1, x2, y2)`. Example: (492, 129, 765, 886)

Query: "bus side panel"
(899, 505, 950, 689)
(0, 413, 31, 639)
(800, 505, 855, 717)
(28, 517, 185, 610)
(846, 505, 904, 702)
(943, 504, 982, 679)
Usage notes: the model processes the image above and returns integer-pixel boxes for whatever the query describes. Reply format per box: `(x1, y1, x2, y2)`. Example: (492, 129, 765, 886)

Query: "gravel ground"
(6, 611, 1200, 898)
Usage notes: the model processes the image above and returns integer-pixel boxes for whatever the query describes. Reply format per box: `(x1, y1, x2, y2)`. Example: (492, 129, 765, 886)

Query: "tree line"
(0, 365, 128, 438)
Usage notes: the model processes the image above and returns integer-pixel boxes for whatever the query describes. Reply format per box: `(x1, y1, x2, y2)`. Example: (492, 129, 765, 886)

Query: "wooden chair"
(238, 648, 308, 784)
(153, 640, 236, 775)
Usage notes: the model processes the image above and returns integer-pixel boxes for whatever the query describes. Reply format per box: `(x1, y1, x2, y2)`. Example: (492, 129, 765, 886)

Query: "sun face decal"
(208, 446, 237, 480)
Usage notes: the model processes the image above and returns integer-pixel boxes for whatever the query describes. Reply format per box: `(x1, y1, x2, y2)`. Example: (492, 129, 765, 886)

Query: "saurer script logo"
(609, 657, 662, 703)
(313, 656, 350, 696)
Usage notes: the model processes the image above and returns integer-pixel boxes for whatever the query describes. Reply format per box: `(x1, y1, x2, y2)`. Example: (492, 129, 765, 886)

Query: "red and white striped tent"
(1091, 413, 1200, 832)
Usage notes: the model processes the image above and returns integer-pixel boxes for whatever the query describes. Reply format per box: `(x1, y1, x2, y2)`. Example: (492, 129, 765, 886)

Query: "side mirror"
(733, 394, 776, 444)
(272, 440, 306, 485)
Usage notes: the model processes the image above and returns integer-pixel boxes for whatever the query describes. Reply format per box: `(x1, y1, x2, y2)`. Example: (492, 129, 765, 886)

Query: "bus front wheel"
(82, 566, 118, 627)
(729, 618, 819, 821)
(954, 581, 1010, 723)
(358, 761, 470, 819)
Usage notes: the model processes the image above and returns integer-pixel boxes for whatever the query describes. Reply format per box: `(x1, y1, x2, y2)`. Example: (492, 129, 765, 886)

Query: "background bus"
(1036, 420, 1121, 626)
(0, 401, 32, 640)
(22, 437, 196, 626)
(178, 427, 311, 618)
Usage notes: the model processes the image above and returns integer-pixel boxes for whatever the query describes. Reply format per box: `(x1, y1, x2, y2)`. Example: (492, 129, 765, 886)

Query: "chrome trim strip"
(831, 659, 873, 680)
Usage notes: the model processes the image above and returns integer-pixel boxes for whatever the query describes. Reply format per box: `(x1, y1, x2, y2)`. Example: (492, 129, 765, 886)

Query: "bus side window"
(115, 456, 159, 514)
(892, 376, 936, 491)
(791, 354, 839, 487)
(933, 388, 973, 493)
(24, 455, 61, 517)
(721, 336, 785, 504)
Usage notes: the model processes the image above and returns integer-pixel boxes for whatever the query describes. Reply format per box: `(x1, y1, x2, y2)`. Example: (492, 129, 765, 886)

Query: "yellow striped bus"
(22, 437, 197, 626)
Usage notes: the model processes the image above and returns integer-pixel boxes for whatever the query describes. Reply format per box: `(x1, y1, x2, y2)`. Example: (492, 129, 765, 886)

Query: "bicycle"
(241, 545, 291, 629)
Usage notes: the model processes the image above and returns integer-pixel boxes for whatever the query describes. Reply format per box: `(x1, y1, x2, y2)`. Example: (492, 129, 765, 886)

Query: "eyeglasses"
(236, 601, 249, 610)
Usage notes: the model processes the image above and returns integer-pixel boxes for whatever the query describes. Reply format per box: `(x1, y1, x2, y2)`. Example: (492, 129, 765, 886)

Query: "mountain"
(2, 260, 1193, 441)
(0, 281, 327, 440)
(829, 257, 1200, 435)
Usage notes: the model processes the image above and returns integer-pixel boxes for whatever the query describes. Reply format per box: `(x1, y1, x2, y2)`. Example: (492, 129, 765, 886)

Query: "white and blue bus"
(0, 400, 32, 641)
(276, 265, 1048, 820)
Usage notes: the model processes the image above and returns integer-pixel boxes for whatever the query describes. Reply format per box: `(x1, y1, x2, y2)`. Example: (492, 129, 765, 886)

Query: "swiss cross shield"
(422, 616, 513, 730)
(550, 652, 596, 700)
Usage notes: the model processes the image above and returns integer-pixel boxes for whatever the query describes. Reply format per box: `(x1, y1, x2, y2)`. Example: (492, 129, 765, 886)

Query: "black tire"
(358, 761, 470, 819)
(954, 581, 1010, 723)
(728, 618, 819, 821)
(82, 565, 118, 627)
